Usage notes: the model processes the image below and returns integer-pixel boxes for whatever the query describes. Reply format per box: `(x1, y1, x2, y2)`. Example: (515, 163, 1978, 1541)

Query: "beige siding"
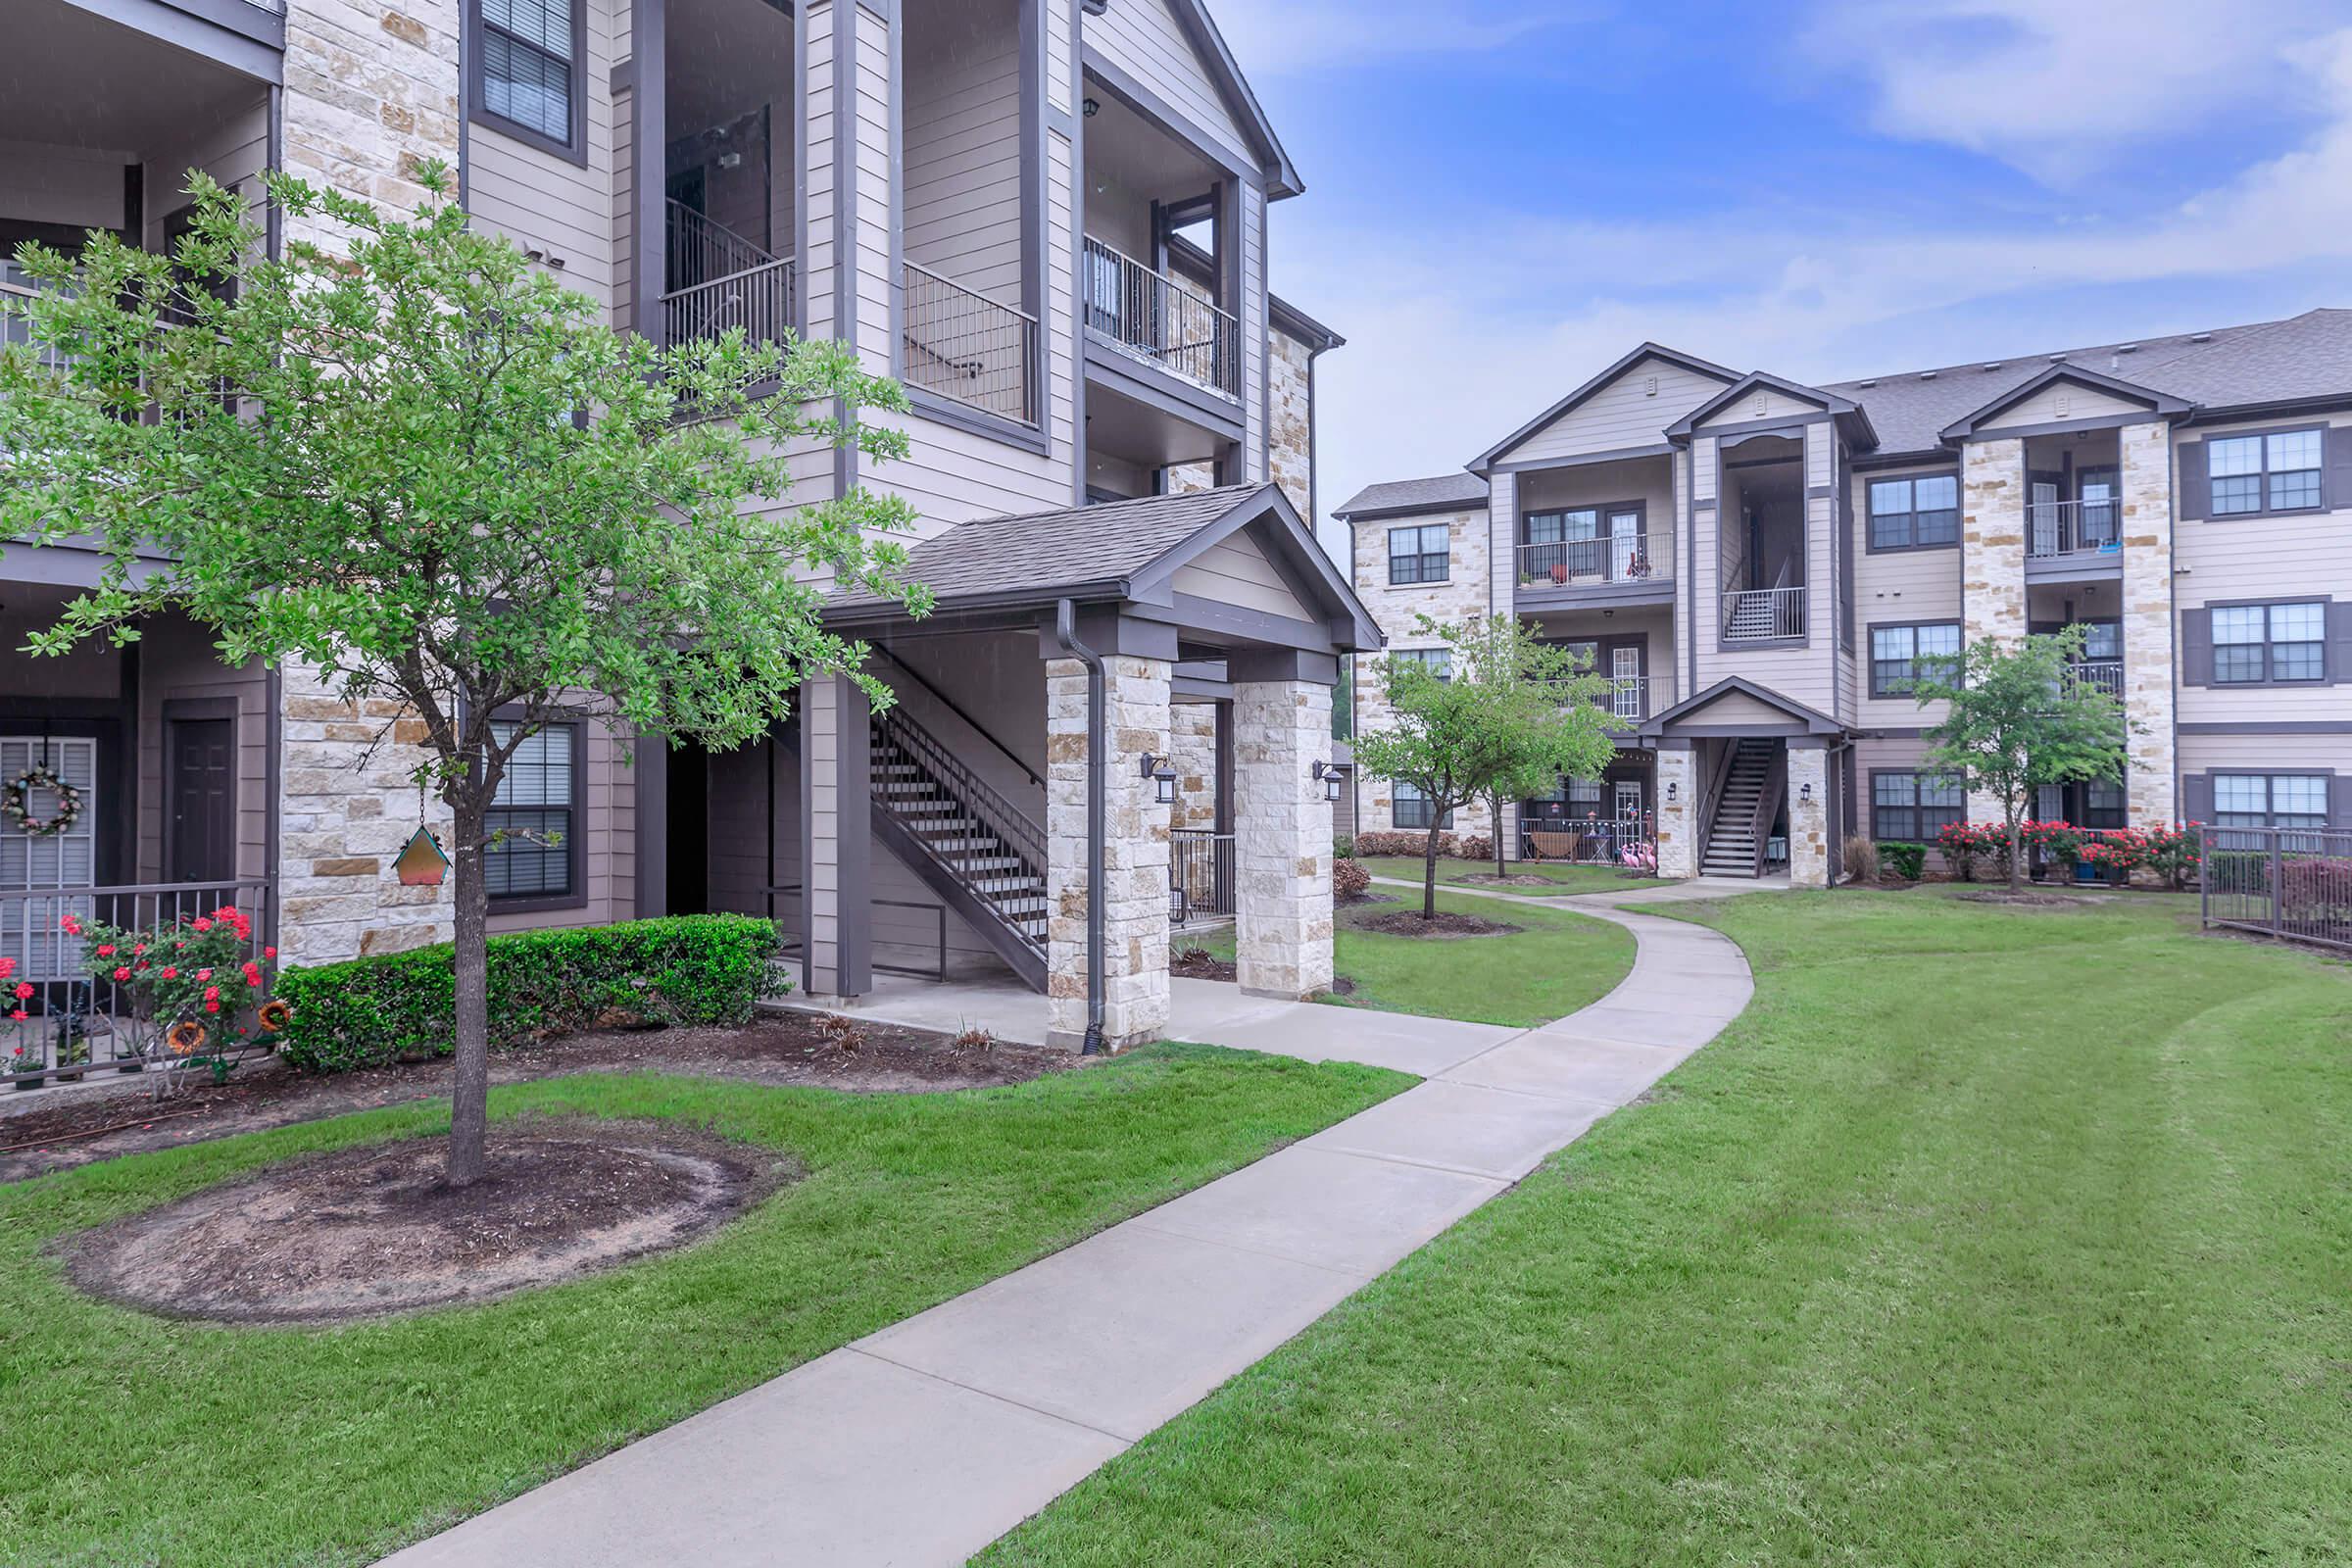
(467, 0, 624, 314)
(802, 2, 838, 343)
(1695, 386, 1823, 430)
(143, 97, 272, 241)
(1978, 379, 2148, 432)
(0, 139, 128, 229)
(1510, 454, 1677, 583)
(1081, 0, 1250, 165)
(1852, 464, 1963, 731)
(1354, 504, 1494, 838)
(134, 616, 271, 887)
(705, 737, 798, 917)
(1172, 533, 1311, 619)
(1495, 356, 1728, 466)
(902, 0, 1023, 305)
(1242, 180, 1266, 479)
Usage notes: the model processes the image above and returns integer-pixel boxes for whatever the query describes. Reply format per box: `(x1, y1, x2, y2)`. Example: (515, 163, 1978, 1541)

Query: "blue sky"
(1210, 1, 2352, 535)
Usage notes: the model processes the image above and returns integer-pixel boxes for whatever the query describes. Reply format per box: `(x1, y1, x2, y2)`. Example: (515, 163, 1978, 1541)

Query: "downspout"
(1053, 598, 1106, 1055)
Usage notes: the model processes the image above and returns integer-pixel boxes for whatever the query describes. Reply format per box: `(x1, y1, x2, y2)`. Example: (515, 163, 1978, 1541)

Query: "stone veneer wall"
(1232, 678, 1334, 1000)
(273, 0, 468, 964)
(2118, 419, 2179, 824)
(1045, 656, 1171, 1050)
(1168, 701, 1219, 831)
(1959, 436, 2027, 827)
(1655, 746, 1696, 878)
(1267, 326, 1313, 520)
(1349, 505, 1493, 837)
(1786, 743, 1829, 889)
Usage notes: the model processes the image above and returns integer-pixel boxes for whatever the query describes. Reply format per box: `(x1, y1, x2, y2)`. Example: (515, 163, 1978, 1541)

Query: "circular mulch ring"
(1348, 909, 1523, 939)
(1952, 890, 2086, 907)
(60, 1118, 789, 1325)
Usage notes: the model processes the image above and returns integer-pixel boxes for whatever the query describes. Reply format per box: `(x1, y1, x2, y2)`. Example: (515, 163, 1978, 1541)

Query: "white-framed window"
(2209, 429, 2324, 516)
(1870, 621, 1961, 697)
(1387, 523, 1449, 585)
(1392, 780, 1451, 831)
(2213, 773, 2329, 830)
(484, 720, 579, 903)
(1867, 473, 1959, 550)
(2211, 602, 2325, 684)
(1873, 771, 1964, 842)
(478, 0, 581, 155)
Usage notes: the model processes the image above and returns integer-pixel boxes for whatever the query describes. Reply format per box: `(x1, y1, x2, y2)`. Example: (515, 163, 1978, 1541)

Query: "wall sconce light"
(1799, 780, 1814, 801)
(1082, 96, 1100, 118)
(1312, 760, 1351, 803)
(1666, 781, 1680, 803)
(1140, 753, 1177, 805)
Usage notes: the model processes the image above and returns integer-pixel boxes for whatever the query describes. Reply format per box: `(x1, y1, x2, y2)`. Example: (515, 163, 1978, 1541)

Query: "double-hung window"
(1392, 781, 1451, 831)
(485, 720, 580, 904)
(1873, 772, 1963, 842)
(2213, 773, 2330, 830)
(1389, 648, 1452, 684)
(2212, 602, 2325, 684)
(478, 0, 582, 158)
(1867, 473, 1959, 550)
(2209, 429, 2323, 515)
(1387, 523, 1449, 585)
(1870, 621, 1960, 698)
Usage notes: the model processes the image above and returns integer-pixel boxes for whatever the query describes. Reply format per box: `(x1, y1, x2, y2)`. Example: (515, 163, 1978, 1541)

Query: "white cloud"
(1212, 4, 1572, 74)
(1291, 24, 2352, 545)
(1803, 0, 2331, 183)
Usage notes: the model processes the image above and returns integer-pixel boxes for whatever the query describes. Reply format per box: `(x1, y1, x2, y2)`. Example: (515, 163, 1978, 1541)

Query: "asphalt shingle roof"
(1331, 472, 1491, 518)
(831, 485, 1261, 611)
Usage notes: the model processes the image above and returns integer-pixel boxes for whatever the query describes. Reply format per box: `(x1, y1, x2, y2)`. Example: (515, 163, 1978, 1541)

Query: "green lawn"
(1355, 855, 1648, 897)
(0, 1046, 1408, 1568)
(990, 891, 2352, 1566)
(1184, 890, 1635, 1027)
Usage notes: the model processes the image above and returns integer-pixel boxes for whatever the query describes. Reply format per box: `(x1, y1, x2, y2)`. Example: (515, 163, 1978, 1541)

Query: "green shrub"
(276, 914, 784, 1073)
(1880, 842, 1927, 881)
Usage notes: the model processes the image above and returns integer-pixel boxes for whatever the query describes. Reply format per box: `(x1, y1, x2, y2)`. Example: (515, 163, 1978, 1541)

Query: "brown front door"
(167, 718, 236, 884)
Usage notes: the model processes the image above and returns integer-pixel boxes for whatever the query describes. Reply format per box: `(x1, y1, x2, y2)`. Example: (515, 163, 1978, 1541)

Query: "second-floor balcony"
(2066, 660, 2124, 698)
(902, 262, 1039, 426)
(2027, 497, 2122, 561)
(1082, 237, 1240, 401)
(661, 201, 795, 353)
(1516, 532, 1668, 593)
(1722, 585, 1807, 643)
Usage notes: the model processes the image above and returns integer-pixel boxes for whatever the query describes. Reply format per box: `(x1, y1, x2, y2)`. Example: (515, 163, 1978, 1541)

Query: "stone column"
(1655, 744, 1697, 879)
(2119, 419, 2179, 825)
(1787, 741, 1830, 889)
(1961, 436, 2028, 825)
(1232, 676, 1335, 1000)
(1046, 656, 1172, 1051)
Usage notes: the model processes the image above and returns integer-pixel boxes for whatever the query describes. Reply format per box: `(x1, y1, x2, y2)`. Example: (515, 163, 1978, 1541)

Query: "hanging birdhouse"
(394, 827, 450, 887)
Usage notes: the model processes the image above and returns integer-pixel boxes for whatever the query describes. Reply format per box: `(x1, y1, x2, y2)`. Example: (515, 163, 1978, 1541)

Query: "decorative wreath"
(2, 763, 83, 840)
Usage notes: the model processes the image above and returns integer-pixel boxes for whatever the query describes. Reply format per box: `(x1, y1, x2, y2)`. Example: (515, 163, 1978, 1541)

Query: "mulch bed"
(1171, 947, 1238, 982)
(1348, 908, 1523, 940)
(1952, 890, 2088, 907)
(60, 1116, 789, 1325)
(0, 1012, 1076, 1182)
(1336, 891, 1398, 907)
(1453, 873, 1579, 887)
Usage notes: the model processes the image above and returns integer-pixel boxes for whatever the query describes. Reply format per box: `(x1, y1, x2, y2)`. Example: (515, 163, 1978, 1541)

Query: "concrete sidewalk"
(379, 903, 1755, 1568)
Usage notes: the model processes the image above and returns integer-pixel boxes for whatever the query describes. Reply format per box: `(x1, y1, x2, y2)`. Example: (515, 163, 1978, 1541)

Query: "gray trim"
(466, 0, 592, 167)
(632, 732, 666, 917)
(831, 0, 856, 498)
(907, 387, 1054, 455)
(1517, 579, 1676, 612)
(833, 672, 872, 995)
(1470, 342, 1740, 473)
(1863, 616, 1962, 700)
(1333, 495, 1487, 524)
(1269, 293, 1343, 350)
(1066, 0, 1087, 505)
(2180, 721, 2352, 735)
(2183, 420, 2334, 521)
(1638, 674, 1845, 742)
(1955, 413, 2160, 442)
(262, 662, 280, 953)
(1714, 633, 1811, 653)
(1671, 722, 1813, 738)
(2180, 394, 2352, 428)
(2195, 593, 2335, 688)
(1225, 646, 1341, 685)
(1700, 413, 1827, 444)
(1253, 176, 1270, 482)
(630, 0, 667, 344)
(1079, 47, 1253, 181)
(72, 0, 283, 78)
(885, 0, 906, 379)
(1082, 335, 1246, 434)
(1806, 484, 1833, 499)
(1866, 766, 1967, 844)
(1016, 0, 1042, 414)
(1665, 370, 1859, 439)
(1860, 466, 1962, 555)
(2024, 553, 2124, 584)
(1154, 0, 1300, 195)
(1142, 596, 1339, 655)
(481, 711, 590, 915)
(1936, 362, 2188, 441)
(792, 0, 808, 339)
(1482, 443, 1676, 476)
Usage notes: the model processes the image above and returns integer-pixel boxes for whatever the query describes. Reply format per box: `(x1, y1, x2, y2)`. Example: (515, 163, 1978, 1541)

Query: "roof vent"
(2048, 354, 2067, 363)
(2117, 343, 2139, 353)
(1982, 363, 2002, 372)
(1918, 370, 1936, 380)
(2189, 331, 2213, 343)
(1855, 378, 1878, 389)
(1644, 374, 1657, 397)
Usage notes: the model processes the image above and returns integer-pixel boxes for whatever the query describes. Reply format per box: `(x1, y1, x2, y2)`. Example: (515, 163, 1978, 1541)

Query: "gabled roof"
(830, 483, 1381, 649)
(1935, 362, 2191, 442)
(1156, 0, 1302, 198)
(1636, 676, 1846, 742)
(1665, 370, 1875, 448)
(1332, 472, 1490, 520)
(1468, 342, 1740, 474)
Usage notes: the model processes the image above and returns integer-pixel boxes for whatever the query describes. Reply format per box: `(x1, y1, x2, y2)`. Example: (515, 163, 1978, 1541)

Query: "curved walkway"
(379, 900, 1756, 1568)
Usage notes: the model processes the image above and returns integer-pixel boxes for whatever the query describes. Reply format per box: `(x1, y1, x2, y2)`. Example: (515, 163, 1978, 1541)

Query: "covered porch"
(1640, 677, 1850, 888)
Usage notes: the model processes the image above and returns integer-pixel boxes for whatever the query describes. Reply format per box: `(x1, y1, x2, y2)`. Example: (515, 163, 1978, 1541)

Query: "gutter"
(1052, 598, 1106, 1055)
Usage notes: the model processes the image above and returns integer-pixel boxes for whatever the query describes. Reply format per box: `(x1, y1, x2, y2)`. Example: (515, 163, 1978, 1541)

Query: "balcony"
(2066, 660, 2124, 698)
(1722, 586, 1806, 643)
(661, 202, 795, 352)
(902, 262, 1039, 426)
(2027, 498, 2122, 561)
(1594, 674, 1671, 727)
(1082, 237, 1240, 401)
(1516, 532, 1668, 592)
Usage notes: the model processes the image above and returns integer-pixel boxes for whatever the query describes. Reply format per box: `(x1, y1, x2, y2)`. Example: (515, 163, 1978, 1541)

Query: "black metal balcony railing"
(1516, 533, 1667, 589)
(902, 262, 1039, 424)
(2028, 498, 2121, 558)
(2066, 660, 2124, 698)
(1082, 236, 1241, 400)
(661, 201, 795, 352)
(1722, 586, 1806, 641)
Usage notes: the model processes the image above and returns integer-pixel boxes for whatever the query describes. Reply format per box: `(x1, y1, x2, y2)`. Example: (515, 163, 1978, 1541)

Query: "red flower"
(96, 944, 116, 956)
(192, 917, 213, 933)
(160, 967, 178, 980)
(59, 914, 82, 936)
(7, 1009, 24, 1023)
(196, 968, 213, 982)
(264, 946, 277, 960)
(204, 1001, 220, 1013)
(11, 982, 29, 1001)
(0, 957, 13, 980)
(112, 966, 131, 982)
(203, 985, 220, 1002)
(247, 974, 264, 988)
(132, 944, 145, 956)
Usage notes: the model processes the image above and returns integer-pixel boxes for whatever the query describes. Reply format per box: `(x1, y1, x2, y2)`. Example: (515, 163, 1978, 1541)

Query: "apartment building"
(1338, 311, 2352, 885)
(1, 0, 1362, 1054)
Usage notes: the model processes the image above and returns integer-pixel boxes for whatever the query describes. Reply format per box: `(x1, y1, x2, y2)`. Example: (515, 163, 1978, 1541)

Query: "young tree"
(1905, 625, 2130, 894)
(0, 169, 929, 1186)
(1354, 615, 1618, 918)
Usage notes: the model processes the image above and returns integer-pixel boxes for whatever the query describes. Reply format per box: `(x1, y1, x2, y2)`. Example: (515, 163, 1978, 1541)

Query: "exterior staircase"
(1722, 591, 1784, 640)
(1701, 739, 1778, 877)
(866, 707, 1049, 989)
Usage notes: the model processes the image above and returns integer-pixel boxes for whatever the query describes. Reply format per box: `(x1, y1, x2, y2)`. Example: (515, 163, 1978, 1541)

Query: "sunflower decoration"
(166, 1019, 208, 1056)
(258, 999, 293, 1035)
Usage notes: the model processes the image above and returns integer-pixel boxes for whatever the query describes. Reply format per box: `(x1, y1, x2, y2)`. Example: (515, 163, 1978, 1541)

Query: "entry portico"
(822, 483, 1382, 1050)
(1638, 677, 1849, 888)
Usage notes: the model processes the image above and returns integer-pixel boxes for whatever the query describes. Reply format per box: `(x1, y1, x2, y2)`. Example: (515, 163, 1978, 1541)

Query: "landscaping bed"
(1, 1045, 1409, 1567)
(1, 1011, 1073, 1180)
(1355, 856, 1650, 897)
(985, 892, 2352, 1567)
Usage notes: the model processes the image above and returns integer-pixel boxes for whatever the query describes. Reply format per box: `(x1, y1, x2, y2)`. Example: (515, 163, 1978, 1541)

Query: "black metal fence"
(1518, 813, 1655, 867)
(1170, 829, 1235, 923)
(2199, 825, 2352, 951)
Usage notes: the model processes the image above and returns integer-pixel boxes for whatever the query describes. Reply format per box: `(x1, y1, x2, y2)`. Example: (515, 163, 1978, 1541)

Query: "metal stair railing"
(870, 707, 1047, 944)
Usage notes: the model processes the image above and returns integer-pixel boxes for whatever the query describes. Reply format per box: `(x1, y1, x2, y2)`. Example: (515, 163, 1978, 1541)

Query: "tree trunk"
(1492, 793, 1507, 878)
(1422, 821, 1443, 920)
(2005, 806, 2024, 896)
(446, 790, 491, 1187)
